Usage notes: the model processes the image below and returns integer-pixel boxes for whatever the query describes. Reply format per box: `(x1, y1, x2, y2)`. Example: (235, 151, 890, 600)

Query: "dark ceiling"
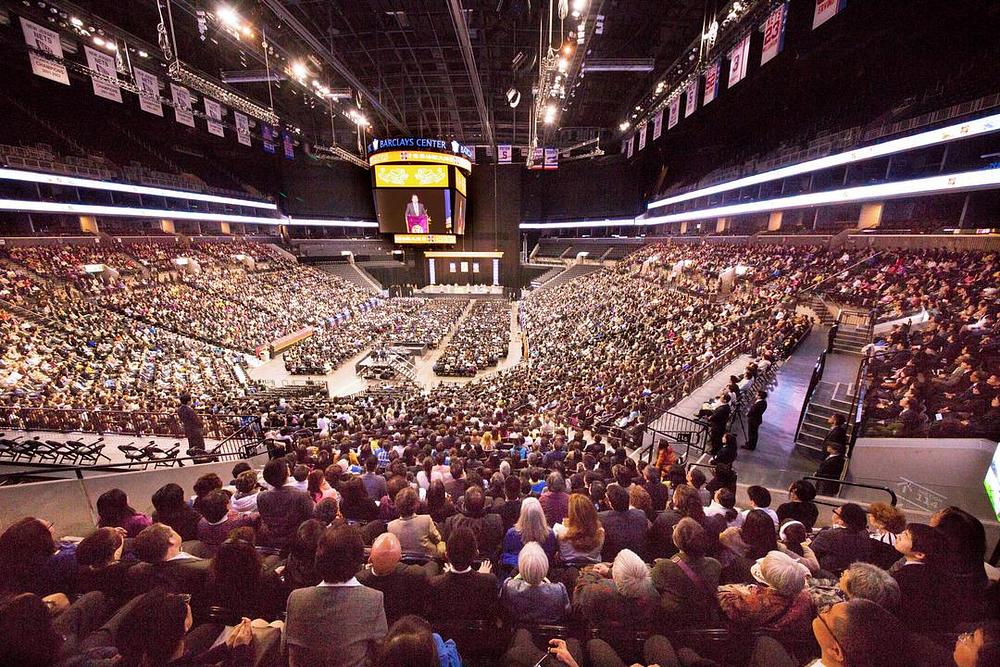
(72, 0, 707, 149)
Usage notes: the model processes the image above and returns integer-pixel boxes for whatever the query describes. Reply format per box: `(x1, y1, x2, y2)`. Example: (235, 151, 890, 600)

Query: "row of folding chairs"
(117, 441, 184, 468)
(0, 433, 109, 466)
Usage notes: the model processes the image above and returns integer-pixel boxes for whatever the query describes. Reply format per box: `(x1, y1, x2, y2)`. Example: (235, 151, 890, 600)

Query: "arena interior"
(2, 1, 1000, 665)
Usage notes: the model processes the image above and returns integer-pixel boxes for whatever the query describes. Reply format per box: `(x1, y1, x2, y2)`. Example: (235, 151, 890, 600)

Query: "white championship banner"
(84, 45, 122, 103)
(134, 67, 163, 116)
(20, 18, 69, 85)
(171, 83, 195, 127)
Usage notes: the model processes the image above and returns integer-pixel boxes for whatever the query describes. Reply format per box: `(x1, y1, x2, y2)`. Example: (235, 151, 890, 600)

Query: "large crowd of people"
(434, 300, 511, 377)
(2, 442, 997, 666)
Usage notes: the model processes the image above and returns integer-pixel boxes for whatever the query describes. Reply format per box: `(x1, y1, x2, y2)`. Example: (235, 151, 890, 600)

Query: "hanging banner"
(134, 67, 163, 116)
(626, 135, 635, 159)
(170, 83, 195, 127)
(728, 33, 752, 88)
(652, 110, 664, 140)
(638, 124, 647, 151)
(234, 111, 251, 146)
(282, 130, 295, 159)
(543, 147, 558, 170)
(20, 18, 69, 85)
(621, 138, 628, 154)
(813, 0, 847, 29)
(685, 79, 698, 118)
(668, 97, 680, 129)
(761, 3, 789, 65)
(703, 61, 721, 105)
(528, 146, 544, 169)
(83, 45, 122, 103)
(204, 98, 224, 137)
(261, 123, 276, 154)
(497, 144, 512, 164)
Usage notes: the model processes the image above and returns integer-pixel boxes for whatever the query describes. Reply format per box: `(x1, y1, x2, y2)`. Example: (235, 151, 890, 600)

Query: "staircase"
(534, 264, 601, 292)
(804, 295, 836, 326)
(831, 323, 870, 356)
(529, 265, 567, 290)
(386, 352, 420, 385)
(795, 381, 856, 452)
(317, 262, 382, 293)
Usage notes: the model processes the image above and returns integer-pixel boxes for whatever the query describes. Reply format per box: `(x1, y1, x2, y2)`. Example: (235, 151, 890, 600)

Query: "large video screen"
(985, 441, 1000, 520)
(454, 192, 467, 235)
(374, 188, 457, 235)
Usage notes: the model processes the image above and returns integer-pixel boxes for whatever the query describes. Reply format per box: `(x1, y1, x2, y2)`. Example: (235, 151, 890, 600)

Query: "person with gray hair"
(540, 472, 570, 526)
(500, 541, 570, 624)
(573, 548, 660, 631)
(838, 562, 901, 611)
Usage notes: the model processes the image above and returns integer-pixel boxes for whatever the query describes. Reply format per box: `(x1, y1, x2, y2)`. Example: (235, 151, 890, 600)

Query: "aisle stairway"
(795, 380, 856, 452)
(831, 323, 870, 356)
(317, 262, 382, 292)
(535, 264, 601, 292)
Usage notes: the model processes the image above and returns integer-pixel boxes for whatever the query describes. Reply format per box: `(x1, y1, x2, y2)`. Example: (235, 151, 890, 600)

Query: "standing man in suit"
(824, 414, 850, 450)
(815, 441, 847, 496)
(743, 390, 768, 451)
(177, 393, 205, 452)
(708, 394, 732, 454)
(285, 526, 388, 667)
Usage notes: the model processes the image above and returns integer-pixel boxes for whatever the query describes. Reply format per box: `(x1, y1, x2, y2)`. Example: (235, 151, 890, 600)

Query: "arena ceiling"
(74, 0, 707, 150)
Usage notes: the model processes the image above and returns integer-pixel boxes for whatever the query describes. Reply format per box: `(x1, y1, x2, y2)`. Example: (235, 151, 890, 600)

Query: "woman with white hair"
(717, 550, 815, 642)
(500, 542, 570, 624)
(572, 549, 660, 631)
(501, 497, 557, 569)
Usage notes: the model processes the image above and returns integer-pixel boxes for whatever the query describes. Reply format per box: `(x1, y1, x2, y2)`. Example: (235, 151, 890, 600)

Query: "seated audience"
(441, 485, 503, 560)
(358, 533, 437, 625)
(256, 459, 314, 551)
(893, 523, 956, 632)
(427, 527, 499, 623)
(502, 497, 557, 568)
(500, 541, 570, 624)
(195, 490, 258, 554)
(0, 516, 78, 597)
(573, 548, 660, 631)
(75, 527, 135, 607)
(388, 487, 446, 559)
(284, 525, 388, 667)
(554, 493, 607, 565)
(152, 483, 202, 542)
(375, 614, 462, 667)
(96, 489, 152, 538)
(776, 480, 819, 531)
(599, 483, 649, 561)
(651, 518, 722, 628)
(718, 550, 814, 641)
(810, 503, 872, 575)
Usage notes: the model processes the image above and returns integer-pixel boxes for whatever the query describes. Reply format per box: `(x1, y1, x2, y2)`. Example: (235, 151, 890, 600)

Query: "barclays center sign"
(368, 137, 475, 161)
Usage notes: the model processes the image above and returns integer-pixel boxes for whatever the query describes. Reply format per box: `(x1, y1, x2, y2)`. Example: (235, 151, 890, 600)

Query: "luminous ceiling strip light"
(519, 217, 636, 230)
(647, 112, 1000, 210)
(0, 199, 284, 224)
(639, 168, 1000, 225)
(520, 168, 1000, 229)
(0, 199, 380, 227)
(0, 168, 278, 210)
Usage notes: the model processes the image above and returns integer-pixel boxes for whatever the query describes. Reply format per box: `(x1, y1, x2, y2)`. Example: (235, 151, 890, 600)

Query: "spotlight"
(290, 61, 308, 79)
(619, 121, 630, 131)
(505, 87, 521, 108)
(216, 5, 240, 29)
(92, 36, 105, 47)
(572, 0, 588, 11)
(70, 17, 82, 27)
(138, 50, 149, 58)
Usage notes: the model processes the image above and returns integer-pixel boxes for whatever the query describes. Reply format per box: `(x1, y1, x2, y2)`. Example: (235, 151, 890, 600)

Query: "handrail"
(0, 406, 250, 440)
(802, 475, 897, 507)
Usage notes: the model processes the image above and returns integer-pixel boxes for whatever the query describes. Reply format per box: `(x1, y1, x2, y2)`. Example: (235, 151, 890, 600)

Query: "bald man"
(356, 532, 439, 624)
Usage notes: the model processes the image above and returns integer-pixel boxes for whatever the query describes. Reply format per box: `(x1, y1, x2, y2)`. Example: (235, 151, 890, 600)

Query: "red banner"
(761, 3, 788, 66)
(703, 61, 720, 105)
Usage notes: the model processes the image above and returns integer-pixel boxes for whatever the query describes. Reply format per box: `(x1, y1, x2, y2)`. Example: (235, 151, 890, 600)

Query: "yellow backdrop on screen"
(455, 170, 467, 196)
(374, 165, 449, 188)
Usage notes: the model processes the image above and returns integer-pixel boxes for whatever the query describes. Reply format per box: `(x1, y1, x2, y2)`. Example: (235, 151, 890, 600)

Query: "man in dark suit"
(177, 393, 205, 452)
(444, 460, 467, 500)
(356, 532, 437, 625)
(743, 390, 768, 451)
(641, 465, 669, 512)
(815, 441, 847, 496)
(130, 523, 211, 609)
(893, 523, 956, 633)
(707, 394, 731, 454)
(285, 525, 387, 667)
(824, 413, 849, 450)
(598, 484, 649, 561)
(441, 486, 504, 560)
(427, 527, 498, 623)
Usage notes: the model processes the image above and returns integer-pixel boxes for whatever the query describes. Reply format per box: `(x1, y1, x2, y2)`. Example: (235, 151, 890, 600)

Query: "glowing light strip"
(647, 112, 1000, 210)
(520, 168, 1000, 229)
(0, 168, 278, 210)
(0, 200, 378, 227)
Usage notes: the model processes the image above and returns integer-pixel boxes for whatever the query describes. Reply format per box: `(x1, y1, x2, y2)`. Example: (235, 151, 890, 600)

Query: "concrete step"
(796, 431, 827, 448)
(804, 411, 833, 428)
(800, 421, 831, 438)
(807, 402, 852, 418)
